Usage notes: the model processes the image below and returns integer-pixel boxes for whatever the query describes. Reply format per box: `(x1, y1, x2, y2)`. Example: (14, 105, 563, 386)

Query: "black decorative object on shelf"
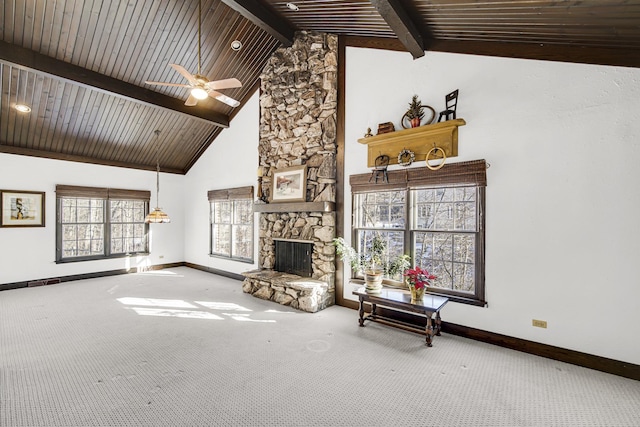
(437, 89, 459, 122)
(369, 154, 390, 183)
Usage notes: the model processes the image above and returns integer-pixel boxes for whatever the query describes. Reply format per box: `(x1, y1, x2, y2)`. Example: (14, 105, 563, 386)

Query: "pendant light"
(145, 130, 171, 223)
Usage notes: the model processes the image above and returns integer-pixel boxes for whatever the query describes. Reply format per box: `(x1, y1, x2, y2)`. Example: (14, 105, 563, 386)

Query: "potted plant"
(403, 266, 437, 303)
(405, 95, 425, 128)
(334, 236, 411, 293)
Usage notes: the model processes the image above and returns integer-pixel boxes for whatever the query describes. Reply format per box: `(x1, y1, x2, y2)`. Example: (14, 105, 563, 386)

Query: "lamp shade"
(145, 207, 171, 223)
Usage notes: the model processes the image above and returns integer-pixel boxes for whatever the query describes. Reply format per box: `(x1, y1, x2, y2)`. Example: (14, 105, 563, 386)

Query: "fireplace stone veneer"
(243, 31, 338, 313)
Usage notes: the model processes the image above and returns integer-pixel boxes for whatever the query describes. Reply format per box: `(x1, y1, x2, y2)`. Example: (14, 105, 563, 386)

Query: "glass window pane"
(453, 234, 475, 263)
(233, 225, 253, 259)
(213, 201, 231, 223)
(355, 191, 405, 229)
(453, 262, 475, 293)
(112, 224, 123, 238)
(234, 200, 252, 224)
(212, 224, 231, 255)
(413, 231, 475, 294)
(356, 230, 404, 272)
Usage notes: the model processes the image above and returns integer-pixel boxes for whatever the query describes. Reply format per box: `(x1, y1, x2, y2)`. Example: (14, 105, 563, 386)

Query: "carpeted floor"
(1, 267, 638, 426)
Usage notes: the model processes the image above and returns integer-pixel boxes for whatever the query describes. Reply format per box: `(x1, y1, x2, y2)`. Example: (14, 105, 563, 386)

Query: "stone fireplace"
(242, 31, 338, 313)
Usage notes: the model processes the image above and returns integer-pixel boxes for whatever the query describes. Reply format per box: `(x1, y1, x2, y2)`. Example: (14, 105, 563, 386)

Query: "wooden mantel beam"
(0, 41, 230, 128)
(369, 0, 427, 59)
(220, 0, 295, 46)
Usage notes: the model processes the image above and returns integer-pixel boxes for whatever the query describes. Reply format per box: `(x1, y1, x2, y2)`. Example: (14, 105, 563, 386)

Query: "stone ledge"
(242, 269, 334, 313)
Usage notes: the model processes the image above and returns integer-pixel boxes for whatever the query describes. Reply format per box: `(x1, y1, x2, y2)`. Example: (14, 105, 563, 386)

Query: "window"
(411, 186, 481, 298)
(56, 185, 150, 262)
(208, 186, 254, 262)
(350, 160, 487, 306)
(353, 190, 407, 281)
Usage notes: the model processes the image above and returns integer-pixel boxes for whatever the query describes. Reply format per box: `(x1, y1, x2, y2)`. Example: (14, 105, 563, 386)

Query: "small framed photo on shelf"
(270, 165, 307, 203)
(0, 190, 46, 227)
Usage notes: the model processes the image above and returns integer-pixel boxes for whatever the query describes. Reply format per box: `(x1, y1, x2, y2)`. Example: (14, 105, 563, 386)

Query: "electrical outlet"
(532, 319, 547, 328)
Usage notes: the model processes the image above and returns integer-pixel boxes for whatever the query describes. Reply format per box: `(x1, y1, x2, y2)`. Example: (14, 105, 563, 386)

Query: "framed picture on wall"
(0, 190, 46, 227)
(270, 165, 307, 203)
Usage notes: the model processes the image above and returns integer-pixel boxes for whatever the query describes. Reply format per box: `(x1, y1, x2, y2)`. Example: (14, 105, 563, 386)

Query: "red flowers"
(403, 266, 436, 289)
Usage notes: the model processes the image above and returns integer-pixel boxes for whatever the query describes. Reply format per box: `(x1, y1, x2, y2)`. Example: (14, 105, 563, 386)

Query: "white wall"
(183, 90, 260, 275)
(0, 154, 185, 283)
(344, 47, 640, 365)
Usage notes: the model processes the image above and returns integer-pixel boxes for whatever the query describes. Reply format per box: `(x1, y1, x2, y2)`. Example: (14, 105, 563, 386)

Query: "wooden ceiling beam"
(0, 41, 230, 128)
(220, 0, 295, 46)
(0, 144, 186, 175)
(369, 0, 426, 59)
(344, 36, 640, 68)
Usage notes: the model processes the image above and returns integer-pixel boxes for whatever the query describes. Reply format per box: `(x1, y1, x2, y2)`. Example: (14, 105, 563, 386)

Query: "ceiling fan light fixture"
(191, 87, 208, 100)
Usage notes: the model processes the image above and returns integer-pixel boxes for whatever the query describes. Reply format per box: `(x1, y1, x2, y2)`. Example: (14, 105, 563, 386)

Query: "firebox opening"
(274, 239, 313, 278)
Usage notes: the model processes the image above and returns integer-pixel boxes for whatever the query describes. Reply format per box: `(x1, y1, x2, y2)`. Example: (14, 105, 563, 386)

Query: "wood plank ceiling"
(1, 0, 639, 174)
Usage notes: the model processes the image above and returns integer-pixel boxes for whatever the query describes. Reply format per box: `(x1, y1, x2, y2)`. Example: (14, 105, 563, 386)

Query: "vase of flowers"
(403, 266, 436, 303)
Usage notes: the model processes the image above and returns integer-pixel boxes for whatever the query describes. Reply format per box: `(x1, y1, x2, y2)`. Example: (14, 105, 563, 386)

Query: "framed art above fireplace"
(271, 165, 307, 203)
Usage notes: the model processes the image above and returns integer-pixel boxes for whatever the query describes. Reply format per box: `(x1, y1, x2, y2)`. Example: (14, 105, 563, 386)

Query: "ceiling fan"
(144, 0, 242, 107)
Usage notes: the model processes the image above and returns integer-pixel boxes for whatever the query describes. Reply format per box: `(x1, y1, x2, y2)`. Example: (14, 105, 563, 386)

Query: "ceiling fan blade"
(208, 90, 240, 107)
(170, 63, 197, 85)
(206, 78, 242, 90)
(185, 94, 198, 106)
(145, 81, 191, 88)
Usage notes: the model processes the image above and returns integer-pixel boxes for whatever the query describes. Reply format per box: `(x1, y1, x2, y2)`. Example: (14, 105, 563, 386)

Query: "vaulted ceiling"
(1, 0, 639, 174)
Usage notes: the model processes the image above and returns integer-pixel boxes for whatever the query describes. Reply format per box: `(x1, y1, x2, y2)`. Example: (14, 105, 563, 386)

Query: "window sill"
(55, 252, 149, 264)
(208, 253, 254, 264)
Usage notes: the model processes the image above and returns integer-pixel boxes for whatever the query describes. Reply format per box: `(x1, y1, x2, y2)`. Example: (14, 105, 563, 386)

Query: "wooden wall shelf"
(253, 201, 335, 213)
(358, 119, 466, 167)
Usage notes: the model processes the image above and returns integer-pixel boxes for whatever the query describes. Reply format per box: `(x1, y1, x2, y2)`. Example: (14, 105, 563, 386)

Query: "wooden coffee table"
(353, 286, 449, 346)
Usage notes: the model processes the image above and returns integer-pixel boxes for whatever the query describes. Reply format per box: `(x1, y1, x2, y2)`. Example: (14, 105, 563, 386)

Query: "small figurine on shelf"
(437, 89, 459, 122)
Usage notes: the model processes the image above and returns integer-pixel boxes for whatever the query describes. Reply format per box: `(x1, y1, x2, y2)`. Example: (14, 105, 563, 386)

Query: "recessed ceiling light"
(231, 40, 242, 51)
(15, 104, 31, 113)
(286, 2, 299, 11)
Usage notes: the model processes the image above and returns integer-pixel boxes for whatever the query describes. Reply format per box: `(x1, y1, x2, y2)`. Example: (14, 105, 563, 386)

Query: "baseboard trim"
(0, 262, 185, 291)
(359, 305, 640, 382)
(442, 322, 640, 382)
(183, 262, 245, 281)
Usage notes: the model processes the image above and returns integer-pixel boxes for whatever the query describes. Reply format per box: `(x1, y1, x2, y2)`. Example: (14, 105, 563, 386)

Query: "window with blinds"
(56, 185, 150, 262)
(349, 160, 487, 306)
(208, 186, 254, 262)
